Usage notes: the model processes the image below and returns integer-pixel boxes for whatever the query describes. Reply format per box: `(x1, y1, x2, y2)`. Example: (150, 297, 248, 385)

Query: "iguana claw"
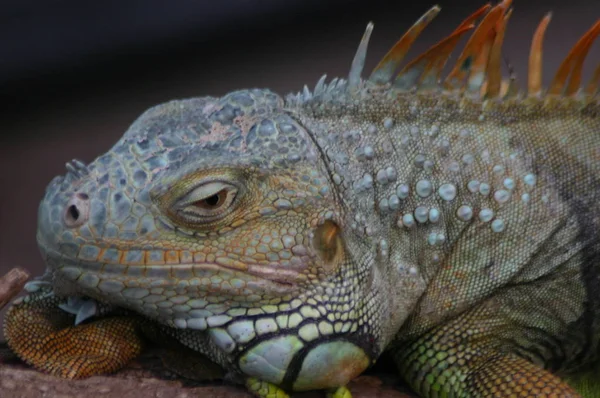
(245, 377, 289, 398)
(58, 296, 99, 325)
(326, 385, 352, 398)
(244, 378, 352, 398)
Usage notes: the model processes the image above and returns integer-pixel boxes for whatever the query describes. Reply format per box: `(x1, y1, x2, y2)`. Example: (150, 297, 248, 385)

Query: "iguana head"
(36, 86, 423, 389)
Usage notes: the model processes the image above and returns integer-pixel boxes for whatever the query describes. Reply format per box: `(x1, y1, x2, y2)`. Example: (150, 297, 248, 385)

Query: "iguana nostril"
(68, 205, 80, 220)
(64, 193, 90, 228)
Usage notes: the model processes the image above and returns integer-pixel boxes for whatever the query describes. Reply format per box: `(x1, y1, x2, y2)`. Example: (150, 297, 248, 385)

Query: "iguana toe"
(326, 385, 352, 398)
(245, 377, 290, 398)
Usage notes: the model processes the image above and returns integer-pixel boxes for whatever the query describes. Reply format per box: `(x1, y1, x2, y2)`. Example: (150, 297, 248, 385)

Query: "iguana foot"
(245, 377, 290, 398)
(326, 385, 352, 398)
(4, 289, 144, 378)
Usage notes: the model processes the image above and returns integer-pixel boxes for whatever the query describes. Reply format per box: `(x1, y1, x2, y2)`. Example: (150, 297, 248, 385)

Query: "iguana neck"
(294, 90, 600, 338)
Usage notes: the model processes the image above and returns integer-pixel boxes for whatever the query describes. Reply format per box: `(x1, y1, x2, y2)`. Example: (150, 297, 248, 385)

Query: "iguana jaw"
(37, 220, 309, 299)
(37, 243, 308, 325)
(39, 244, 301, 291)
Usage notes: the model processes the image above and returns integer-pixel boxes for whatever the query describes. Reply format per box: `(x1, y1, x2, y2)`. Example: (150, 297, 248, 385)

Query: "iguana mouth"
(40, 243, 300, 294)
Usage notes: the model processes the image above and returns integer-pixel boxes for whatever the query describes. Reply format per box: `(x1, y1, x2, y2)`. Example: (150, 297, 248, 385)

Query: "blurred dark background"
(0, 0, 598, 316)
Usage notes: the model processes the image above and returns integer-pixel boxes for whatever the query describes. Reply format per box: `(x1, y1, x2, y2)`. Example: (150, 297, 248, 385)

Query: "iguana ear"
(312, 220, 343, 273)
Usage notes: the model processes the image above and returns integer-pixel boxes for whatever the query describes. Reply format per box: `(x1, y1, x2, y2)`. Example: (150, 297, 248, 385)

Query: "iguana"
(3, 1, 600, 396)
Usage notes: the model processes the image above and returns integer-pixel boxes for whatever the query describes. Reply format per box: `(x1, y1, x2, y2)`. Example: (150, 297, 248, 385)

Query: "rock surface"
(0, 354, 416, 398)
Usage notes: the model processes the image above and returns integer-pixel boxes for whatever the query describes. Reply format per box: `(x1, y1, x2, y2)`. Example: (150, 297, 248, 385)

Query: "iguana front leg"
(394, 306, 580, 397)
(3, 284, 144, 378)
(399, 346, 578, 397)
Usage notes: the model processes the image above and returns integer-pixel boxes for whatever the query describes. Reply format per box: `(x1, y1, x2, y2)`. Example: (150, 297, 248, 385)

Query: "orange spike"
(586, 64, 600, 96)
(394, 25, 475, 90)
(369, 6, 441, 84)
(486, 8, 512, 98)
(500, 79, 511, 97)
(549, 20, 600, 96)
(565, 20, 600, 95)
(528, 13, 552, 97)
(395, 3, 494, 90)
(467, 23, 498, 95)
(481, 79, 512, 98)
(455, 3, 492, 31)
(445, 0, 512, 90)
(418, 24, 478, 89)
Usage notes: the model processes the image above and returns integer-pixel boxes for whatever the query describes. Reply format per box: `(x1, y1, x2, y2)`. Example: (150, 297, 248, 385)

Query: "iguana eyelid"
(173, 180, 241, 223)
(176, 181, 239, 208)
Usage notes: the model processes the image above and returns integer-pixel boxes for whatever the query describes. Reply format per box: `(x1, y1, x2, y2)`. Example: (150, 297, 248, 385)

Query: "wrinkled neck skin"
(297, 86, 600, 342)
(293, 91, 445, 341)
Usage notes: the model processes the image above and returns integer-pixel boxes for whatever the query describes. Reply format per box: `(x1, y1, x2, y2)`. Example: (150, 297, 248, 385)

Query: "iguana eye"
(193, 189, 227, 210)
(177, 181, 238, 222)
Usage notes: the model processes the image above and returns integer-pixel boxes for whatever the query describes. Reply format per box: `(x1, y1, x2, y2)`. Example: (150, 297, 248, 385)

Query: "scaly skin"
(4, 2, 600, 397)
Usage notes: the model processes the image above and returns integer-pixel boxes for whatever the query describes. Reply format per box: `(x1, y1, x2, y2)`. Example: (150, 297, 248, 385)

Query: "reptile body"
(4, 1, 600, 396)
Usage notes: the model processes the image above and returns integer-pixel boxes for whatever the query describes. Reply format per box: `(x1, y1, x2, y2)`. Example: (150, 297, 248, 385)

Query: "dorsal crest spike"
(466, 15, 503, 95)
(548, 19, 600, 96)
(348, 22, 374, 91)
(369, 5, 441, 85)
(394, 25, 474, 91)
(444, 0, 512, 91)
(484, 7, 512, 98)
(342, 1, 598, 101)
(565, 29, 599, 96)
(528, 13, 552, 97)
(455, 3, 493, 31)
(586, 64, 600, 96)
